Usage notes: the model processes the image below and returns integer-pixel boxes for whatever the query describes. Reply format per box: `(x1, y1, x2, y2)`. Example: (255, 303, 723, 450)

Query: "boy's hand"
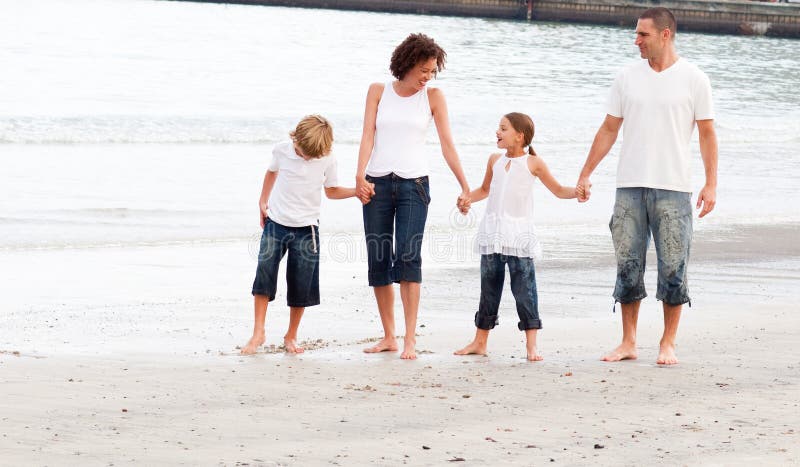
(259, 203, 268, 228)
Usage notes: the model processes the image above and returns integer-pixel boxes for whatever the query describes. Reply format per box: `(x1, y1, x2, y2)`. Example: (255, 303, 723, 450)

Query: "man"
(577, 7, 718, 365)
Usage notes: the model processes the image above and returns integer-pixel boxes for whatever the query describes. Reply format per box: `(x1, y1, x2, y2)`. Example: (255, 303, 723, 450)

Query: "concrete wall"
(179, 0, 800, 37)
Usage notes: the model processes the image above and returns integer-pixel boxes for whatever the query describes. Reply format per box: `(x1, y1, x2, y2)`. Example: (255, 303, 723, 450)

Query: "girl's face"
(402, 57, 437, 91)
(496, 117, 524, 151)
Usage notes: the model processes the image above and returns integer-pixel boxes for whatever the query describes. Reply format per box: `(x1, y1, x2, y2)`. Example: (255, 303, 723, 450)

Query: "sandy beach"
(2, 224, 799, 466)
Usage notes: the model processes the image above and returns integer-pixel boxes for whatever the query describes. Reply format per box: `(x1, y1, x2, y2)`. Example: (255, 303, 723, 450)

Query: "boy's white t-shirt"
(266, 140, 338, 227)
(607, 58, 714, 193)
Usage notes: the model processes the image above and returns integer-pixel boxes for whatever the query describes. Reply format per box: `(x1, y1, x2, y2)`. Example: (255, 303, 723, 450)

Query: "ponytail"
(527, 144, 537, 156)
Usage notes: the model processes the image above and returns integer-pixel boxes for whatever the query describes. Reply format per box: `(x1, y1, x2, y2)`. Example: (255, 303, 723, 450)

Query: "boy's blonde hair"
(290, 115, 333, 159)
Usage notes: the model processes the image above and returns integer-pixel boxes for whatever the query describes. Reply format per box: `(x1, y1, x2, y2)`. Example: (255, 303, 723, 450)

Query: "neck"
(648, 46, 679, 72)
(395, 79, 418, 96)
(505, 148, 525, 158)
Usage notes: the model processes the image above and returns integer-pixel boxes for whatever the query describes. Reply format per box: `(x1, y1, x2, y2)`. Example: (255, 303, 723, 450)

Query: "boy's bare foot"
(363, 337, 398, 353)
(601, 343, 638, 362)
(240, 334, 265, 355)
(454, 341, 487, 356)
(657, 342, 678, 365)
(284, 337, 305, 354)
(526, 347, 543, 362)
(400, 338, 417, 360)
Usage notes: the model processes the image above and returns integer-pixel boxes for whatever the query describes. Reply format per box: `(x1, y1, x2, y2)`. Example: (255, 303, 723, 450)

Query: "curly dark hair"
(389, 33, 446, 80)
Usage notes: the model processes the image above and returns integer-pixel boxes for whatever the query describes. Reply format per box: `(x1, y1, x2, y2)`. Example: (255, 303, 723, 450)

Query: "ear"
(662, 27, 672, 41)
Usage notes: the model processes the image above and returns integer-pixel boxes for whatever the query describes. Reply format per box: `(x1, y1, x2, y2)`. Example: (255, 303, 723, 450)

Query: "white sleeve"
(268, 144, 282, 172)
(693, 71, 715, 121)
(606, 71, 624, 118)
(323, 156, 339, 188)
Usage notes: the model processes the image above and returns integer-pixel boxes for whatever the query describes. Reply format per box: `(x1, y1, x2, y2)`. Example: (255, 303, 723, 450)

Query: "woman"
(356, 33, 470, 360)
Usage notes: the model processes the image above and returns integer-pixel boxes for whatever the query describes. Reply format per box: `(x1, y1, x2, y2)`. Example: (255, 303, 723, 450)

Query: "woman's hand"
(356, 175, 376, 205)
(456, 190, 471, 214)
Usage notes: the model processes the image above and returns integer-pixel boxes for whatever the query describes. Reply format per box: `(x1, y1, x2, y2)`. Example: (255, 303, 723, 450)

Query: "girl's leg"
(241, 294, 269, 355)
(455, 255, 504, 356)
(508, 256, 543, 361)
(284, 306, 306, 353)
(399, 281, 420, 359)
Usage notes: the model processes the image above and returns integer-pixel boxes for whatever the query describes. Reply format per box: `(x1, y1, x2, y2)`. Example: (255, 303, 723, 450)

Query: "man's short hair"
(639, 7, 677, 39)
(291, 115, 333, 159)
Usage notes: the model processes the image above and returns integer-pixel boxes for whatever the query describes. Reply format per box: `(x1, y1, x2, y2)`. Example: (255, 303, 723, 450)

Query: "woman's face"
(496, 117, 523, 150)
(402, 57, 438, 91)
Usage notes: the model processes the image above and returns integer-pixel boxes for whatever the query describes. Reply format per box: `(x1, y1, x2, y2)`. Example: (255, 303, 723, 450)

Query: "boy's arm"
(696, 119, 718, 218)
(258, 170, 278, 227)
(324, 186, 357, 200)
(531, 157, 578, 200)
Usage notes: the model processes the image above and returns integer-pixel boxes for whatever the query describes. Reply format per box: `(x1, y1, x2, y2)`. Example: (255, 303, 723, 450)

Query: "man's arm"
(577, 114, 623, 202)
(696, 119, 718, 218)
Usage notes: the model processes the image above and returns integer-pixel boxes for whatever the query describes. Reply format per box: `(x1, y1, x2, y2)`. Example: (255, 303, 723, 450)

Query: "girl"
(454, 112, 578, 361)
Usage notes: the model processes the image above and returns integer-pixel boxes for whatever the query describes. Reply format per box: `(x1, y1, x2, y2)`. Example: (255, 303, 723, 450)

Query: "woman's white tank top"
(475, 155, 542, 260)
(366, 82, 433, 178)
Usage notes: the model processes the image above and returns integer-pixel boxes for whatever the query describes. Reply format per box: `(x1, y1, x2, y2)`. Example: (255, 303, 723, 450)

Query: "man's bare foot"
(454, 341, 487, 356)
(284, 337, 305, 354)
(363, 337, 398, 353)
(601, 343, 638, 362)
(240, 334, 265, 355)
(400, 338, 417, 360)
(526, 347, 543, 362)
(657, 342, 678, 365)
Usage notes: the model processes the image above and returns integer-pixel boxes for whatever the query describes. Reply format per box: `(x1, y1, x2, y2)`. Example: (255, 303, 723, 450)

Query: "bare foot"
(526, 347, 543, 362)
(601, 343, 638, 362)
(284, 337, 305, 354)
(400, 338, 417, 360)
(363, 337, 398, 354)
(454, 341, 487, 356)
(240, 333, 265, 355)
(657, 342, 678, 365)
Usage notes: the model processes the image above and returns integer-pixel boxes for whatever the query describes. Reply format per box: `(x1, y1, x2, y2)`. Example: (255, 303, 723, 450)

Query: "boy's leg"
(284, 306, 306, 354)
(241, 294, 269, 355)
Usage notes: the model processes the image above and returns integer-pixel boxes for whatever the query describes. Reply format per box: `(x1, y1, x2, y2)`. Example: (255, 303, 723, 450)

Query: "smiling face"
(401, 57, 438, 91)
(635, 18, 669, 60)
(496, 117, 524, 152)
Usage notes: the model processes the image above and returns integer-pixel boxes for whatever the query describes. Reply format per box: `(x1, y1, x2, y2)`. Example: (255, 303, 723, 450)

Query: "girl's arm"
(469, 153, 501, 204)
(529, 157, 578, 200)
(355, 83, 382, 203)
(324, 187, 357, 200)
(258, 170, 278, 227)
(429, 88, 470, 204)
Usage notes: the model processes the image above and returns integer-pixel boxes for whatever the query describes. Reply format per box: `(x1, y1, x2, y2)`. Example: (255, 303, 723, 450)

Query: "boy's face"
(293, 143, 313, 161)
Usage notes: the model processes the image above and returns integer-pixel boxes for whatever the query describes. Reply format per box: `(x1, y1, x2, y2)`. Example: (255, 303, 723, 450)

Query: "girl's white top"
(475, 154, 542, 260)
(366, 82, 433, 178)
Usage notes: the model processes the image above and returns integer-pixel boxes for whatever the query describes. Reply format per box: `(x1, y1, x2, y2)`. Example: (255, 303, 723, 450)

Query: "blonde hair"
(290, 114, 333, 159)
(503, 112, 537, 156)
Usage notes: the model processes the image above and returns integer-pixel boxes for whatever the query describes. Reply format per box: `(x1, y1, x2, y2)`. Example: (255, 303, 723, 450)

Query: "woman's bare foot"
(657, 342, 678, 365)
(526, 347, 543, 362)
(240, 333, 265, 355)
(283, 337, 305, 354)
(601, 342, 638, 362)
(363, 337, 398, 353)
(400, 338, 417, 360)
(454, 340, 487, 356)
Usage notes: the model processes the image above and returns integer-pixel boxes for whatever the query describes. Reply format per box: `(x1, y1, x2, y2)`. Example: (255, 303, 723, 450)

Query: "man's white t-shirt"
(607, 58, 714, 193)
(267, 140, 338, 227)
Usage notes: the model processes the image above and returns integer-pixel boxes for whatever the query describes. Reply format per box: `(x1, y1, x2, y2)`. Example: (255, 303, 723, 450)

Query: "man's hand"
(696, 184, 716, 218)
(577, 176, 592, 203)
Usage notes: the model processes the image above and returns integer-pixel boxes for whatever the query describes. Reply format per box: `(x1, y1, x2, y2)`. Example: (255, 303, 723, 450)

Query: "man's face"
(634, 18, 666, 60)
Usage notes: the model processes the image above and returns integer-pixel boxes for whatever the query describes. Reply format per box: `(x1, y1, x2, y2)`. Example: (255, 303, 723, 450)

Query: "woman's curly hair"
(389, 33, 446, 80)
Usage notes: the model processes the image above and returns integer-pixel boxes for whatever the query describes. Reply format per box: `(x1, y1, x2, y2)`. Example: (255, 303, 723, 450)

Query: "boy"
(241, 115, 358, 354)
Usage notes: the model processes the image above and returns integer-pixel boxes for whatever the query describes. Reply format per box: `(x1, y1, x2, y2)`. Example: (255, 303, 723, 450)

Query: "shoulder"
(427, 86, 446, 103)
(680, 59, 711, 83)
(527, 154, 545, 173)
(272, 140, 292, 157)
(366, 82, 385, 100)
(488, 152, 503, 164)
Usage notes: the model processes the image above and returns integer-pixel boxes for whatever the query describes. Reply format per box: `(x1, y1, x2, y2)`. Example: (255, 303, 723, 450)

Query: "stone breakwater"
(176, 0, 800, 37)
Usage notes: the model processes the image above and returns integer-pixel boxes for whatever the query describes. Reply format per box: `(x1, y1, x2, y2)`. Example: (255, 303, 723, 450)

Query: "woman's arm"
(429, 88, 470, 203)
(529, 157, 578, 200)
(355, 83, 383, 203)
(258, 170, 278, 227)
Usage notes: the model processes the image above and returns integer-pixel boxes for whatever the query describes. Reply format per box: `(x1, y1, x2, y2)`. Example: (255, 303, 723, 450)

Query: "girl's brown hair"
(503, 112, 537, 156)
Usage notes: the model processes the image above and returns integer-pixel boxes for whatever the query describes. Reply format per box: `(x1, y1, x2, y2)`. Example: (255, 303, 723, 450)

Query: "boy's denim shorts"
(251, 218, 320, 307)
(610, 187, 692, 306)
(475, 254, 542, 331)
(362, 173, 430, 286)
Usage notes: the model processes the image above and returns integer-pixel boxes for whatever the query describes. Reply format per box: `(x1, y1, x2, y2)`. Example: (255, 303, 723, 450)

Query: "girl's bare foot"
(283, 337, 305, 354)
(657, 342, 678, 365)
(400, 338, 416, 360)
(363, 337, 398, 353)
(526, 347, 543, 362)
(454, 340, 487, 356)
(601, 343, 638, 362)
(240, 333, 265, 355)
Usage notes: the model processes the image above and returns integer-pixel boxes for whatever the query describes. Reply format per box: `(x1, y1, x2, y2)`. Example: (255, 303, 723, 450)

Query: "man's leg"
(602, 300, 640, 361)
(657, 303, 682, 364)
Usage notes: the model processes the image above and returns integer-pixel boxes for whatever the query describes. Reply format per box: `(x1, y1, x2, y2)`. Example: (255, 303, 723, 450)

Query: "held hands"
(696, 184, 716, 218)
(576, 177, 592, 203)
(456, 190, 471, 214)
(356, 175, 376, 205)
